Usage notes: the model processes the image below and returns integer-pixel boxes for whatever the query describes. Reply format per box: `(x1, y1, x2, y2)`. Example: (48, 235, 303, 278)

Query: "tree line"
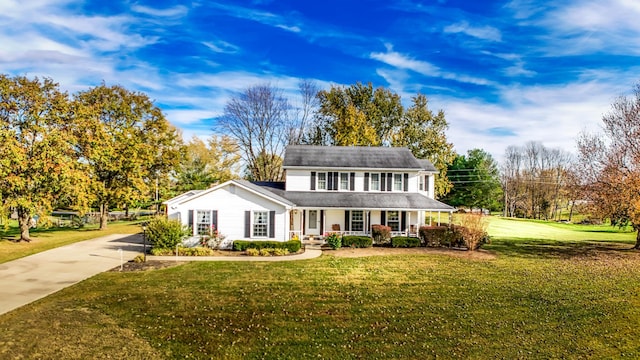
(3, 73, 638, 247)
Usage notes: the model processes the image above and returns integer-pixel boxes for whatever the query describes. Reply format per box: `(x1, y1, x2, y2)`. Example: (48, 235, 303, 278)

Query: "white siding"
(175, 183, 289, 248)
(285, 169, 311, 191)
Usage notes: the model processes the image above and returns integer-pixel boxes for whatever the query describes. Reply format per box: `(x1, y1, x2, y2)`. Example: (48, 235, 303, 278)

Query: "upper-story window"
(393, 174, 403, 191)
(419, 175, 424, 191)
(317, 172, 327, 190)
(370, 173, 380, 191)
(340, 173, 349, 190)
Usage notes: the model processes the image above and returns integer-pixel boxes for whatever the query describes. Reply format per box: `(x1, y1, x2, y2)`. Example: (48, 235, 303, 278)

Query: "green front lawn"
(1, 217, 639, 359)
(0, 220, 143, 264)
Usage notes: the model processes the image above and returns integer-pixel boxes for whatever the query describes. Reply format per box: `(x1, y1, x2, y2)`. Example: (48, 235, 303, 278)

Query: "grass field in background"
(1, 217, 639, 358)
(0, 220, 144, 264)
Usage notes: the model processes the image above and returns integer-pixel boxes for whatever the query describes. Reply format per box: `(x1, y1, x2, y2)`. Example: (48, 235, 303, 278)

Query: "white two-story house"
(164, 145, 454, 248)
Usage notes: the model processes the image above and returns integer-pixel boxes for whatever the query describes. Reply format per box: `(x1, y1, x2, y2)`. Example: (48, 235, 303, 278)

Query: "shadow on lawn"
(487, 238, 638, 260)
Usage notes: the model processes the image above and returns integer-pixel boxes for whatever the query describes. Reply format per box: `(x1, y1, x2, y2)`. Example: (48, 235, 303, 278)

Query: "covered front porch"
(288, 208, 451, 242)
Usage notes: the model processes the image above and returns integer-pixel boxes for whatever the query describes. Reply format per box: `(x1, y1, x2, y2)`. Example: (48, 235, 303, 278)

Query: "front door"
(307, 210, 320, 236)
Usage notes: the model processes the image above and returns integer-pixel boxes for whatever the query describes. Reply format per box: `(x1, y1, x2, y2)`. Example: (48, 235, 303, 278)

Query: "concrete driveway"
(0, 233, 143, 316)
(0, 234, 323, 316)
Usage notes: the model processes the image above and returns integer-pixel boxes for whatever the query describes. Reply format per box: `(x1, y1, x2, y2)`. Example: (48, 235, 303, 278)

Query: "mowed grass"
(0, 221, 143, 264)
(0, 217, 639, 359)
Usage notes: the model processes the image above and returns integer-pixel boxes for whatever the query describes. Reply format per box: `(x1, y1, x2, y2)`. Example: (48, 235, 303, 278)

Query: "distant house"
(165, 145, 454, 248)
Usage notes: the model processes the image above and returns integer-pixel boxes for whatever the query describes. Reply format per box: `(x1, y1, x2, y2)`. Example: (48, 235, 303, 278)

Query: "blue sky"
(2, 0, 639, 159)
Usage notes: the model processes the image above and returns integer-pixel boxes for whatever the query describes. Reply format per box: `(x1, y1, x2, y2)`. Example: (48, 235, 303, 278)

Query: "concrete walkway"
(0, 233, 144, 316)
(0, 235, 322, 316)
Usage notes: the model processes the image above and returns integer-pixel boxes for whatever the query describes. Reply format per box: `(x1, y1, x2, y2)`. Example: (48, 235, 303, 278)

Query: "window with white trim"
(317, 172, 327, 190)
(419, 175, 424, 191)
(371, 173, 380, 191)
(351, 210, 364, 232)
(387, 211, 400, 231)
(340, 173, 349, 190)
(196, 210, 211, 235)
(393, 174, 403, 191)
(253, 211, 268, 237)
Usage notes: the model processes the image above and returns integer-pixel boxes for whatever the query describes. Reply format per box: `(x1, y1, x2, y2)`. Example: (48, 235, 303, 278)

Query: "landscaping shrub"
(456, 214, 490, 251)
(273, 248, 289, 256)
(233, 240, 301, 253)
(419, 226, 449, 247)
(245, 248, 259, 256)
(342, 236, 373, 248)
(149, 246, 215, 256)
(146, 216, 190, 249)
(371, 224, 391, 245)
(325, 232, 341, 250)
(259, 248, 273, 256)
(391, 236, 421, 248)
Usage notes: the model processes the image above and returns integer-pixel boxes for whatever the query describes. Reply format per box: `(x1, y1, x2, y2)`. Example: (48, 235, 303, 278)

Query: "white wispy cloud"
(202, 40, 240, 54)
(512, 0, 640, 55)
(131, 4, 189, 18)
(209, 2, 302, 33)
(443, 21, 502, 41)
(370, 45, 494, 86)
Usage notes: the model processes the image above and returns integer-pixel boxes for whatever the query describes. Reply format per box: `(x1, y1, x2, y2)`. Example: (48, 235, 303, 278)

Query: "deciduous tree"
(218, 84, 291, 181)
(311, 82, 403, 146)
(73, 84, 182, 230)
(0, 75, 87, 241)
(577, 82, 640, 248)
(174, 135, 240, 192)
(393, 94, 455, 197)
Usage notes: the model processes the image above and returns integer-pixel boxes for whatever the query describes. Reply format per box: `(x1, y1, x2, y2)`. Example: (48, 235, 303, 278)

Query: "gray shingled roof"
(265, 188, 454, 211)
(417, 159, 437, 172)
(283, 145, 435, 170)
(235, 180, 296, 206)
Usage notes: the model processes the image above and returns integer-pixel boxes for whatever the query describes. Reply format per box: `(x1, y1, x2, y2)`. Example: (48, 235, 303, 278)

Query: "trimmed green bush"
(391, 236, 421, 248)
(342, 236, 373, 248)
(233, 240, 301, 253)
(146, 216, 191, 249)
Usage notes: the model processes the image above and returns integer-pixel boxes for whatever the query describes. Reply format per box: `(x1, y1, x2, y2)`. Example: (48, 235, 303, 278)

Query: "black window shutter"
(269, 211, 276, 238)
(320, 210, 324, 235)
(333, 172, 339, 190)
(188, 210, 194, 235)
(311, 172, 316, 190)
(344, 210, 350, 231)
(381, 211, 386, 226)
(387, 173, 393, 191)
(212, 210, 218, 231)
(401, 211, 407, 232)
(244, 211, 251, 238)
(403, 173, 409, 192)
(381, 173, 386, 192)
(350, 172, 355, 191)
(364, 173, 369, 191)
(327, 172, 333, 190)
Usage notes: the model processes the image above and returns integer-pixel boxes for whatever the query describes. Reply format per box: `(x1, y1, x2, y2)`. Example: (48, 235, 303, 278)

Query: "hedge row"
(390, 236, 421, 248)
(232, 240, 302, 253)
(342, 236, 373, 248)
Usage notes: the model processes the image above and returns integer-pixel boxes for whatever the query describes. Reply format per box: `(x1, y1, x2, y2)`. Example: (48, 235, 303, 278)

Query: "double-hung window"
(387, 211, 400, 231)
(370, 173, 380, 191)
(253, 211, 268, 237)
(317, 172, 327, 190)
(196, 210, 211, 235)
(393, 174, 403, 191)
(340, 173, 349, 190)
(351, 210, 364, 232)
